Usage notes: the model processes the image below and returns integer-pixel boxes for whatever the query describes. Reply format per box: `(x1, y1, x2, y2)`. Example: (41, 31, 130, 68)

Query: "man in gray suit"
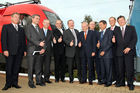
(25, 14, 46, 88)
(63, 20, 81, 83)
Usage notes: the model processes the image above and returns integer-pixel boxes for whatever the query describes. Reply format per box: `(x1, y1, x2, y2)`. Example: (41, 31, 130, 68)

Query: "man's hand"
(24, 52, 27, 56)
(100, 51, 105, 56)
(97, 40, 100, 48)
(70, 40, 74, 47)
(3, 51, 9, 57)
(112, 36, 116, 43)
(53, 37, 57, 44)
(92, 52, 95, 57)
(78, 41, 82, 47)
(40, 49, 45, 54)
(39, 41, 45, 47)
(123, 48, 131, 54)
(58, 36, 62, 43)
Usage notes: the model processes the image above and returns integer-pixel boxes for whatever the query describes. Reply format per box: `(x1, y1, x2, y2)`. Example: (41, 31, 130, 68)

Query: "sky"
(0, 0, 130, 30)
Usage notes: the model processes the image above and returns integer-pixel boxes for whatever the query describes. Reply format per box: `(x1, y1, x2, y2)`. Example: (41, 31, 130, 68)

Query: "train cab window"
(43, 10, 61, 30)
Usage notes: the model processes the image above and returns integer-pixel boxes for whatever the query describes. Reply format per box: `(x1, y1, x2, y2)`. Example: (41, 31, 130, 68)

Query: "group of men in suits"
(1, 12, 137, 91)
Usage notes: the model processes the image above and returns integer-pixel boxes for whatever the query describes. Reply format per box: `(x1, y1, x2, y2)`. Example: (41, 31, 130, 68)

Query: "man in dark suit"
(63, 20, 81, 83)
(98, 20, 113, 87)
(89, 21, 99, 81)
(113, 16, 137, 90)
(53, 20, 66, 82)
(40, 19, 53, 84)
(107, 17, 119, 84)
(25, 14, 46, 88)
(78, 22, 96, 85)
(1, 13, 26, 90)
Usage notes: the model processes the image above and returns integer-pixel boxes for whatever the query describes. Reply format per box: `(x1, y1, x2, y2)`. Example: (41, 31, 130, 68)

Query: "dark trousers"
(27, 55, 42, 85)
(116, 55, 134, 86)
(66, 50, 81, 82)
(54, 53, 65, 81)
(95, 57, 102, 81)
(100, 58, 112, 84)
(112, 56, 117, 82)
(40, 55, 51, 81)
(92, 57, 96, 80)
(5, 55, 23, 87)
(66, 57, 74, 81)
(81, 57, 93, 82)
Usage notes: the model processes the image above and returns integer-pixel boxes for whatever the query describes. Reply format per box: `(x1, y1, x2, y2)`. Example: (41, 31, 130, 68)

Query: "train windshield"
(43, 10, 61, 30)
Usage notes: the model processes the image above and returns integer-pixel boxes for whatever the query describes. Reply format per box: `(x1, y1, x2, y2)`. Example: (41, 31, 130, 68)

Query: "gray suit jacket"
(63, 28, 79, 57)
(25, 24, 45, 55)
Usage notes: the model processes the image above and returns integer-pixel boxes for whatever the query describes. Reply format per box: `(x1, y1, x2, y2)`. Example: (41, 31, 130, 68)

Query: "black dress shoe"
(55, 80, 59, 83)
(98, 81, 103, 85)
(2, 86, 11, 90)
(129, 85, 134, 91)
(29, 84, 36, 88)
(12, 85, 21, 89)
(89, 82, 93, 85)
(104, 84, 112, 87)
(61, 80, 66, 82)
(69, 81, 73, 83)
(115, 84, 125, 87)
(36, 83, 46, 86)
(45, 80, 52, 83)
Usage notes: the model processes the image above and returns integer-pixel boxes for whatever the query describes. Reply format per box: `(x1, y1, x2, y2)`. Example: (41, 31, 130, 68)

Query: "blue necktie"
(44, 29, 47, 36)
(100, 31, 103, 42)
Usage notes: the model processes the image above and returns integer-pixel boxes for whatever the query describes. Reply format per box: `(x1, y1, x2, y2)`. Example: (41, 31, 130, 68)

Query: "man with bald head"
(78, 22, 96, 85)
(89, 21, 100, 81)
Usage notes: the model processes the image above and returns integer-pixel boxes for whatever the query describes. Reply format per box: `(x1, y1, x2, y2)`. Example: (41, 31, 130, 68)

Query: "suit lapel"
(31, 24, 41, 37)
(68, 29, 75, 39)
(10, 24, 18, 32)
(124, 25, 129, 40)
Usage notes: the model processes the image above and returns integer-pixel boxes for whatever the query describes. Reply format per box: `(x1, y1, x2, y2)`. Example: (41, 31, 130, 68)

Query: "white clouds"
(0, 0, 130, 30)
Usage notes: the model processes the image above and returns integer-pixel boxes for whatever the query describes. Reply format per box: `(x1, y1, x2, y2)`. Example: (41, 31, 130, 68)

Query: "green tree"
(83, 15, 99, 31)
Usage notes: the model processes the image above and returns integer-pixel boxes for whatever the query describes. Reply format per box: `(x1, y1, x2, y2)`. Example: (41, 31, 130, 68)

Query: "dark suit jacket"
(107, 26, 120, 57)
(63, 28, 79, 57)
(41, 29, 53, 56)
(25, 24, 44, 55)
(98, 29, 113, 58)
(1, 24, 26, 55)
(53, 28, 65, 55)
(78, 30, 96, 57)
(113, 25, 137, 56)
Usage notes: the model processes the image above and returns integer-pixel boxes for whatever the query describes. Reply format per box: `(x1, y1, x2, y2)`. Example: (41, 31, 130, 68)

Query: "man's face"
(11, 14, 20, 24)
(118, 17, 126, 26)
(68, 21, 74, 29)
(32, 16, 40, 25)
(82, 23, 88, 32)
(55, 20, 62, 29)
(43, 20, 50, 29)
(99, 22, 107, 31)
(109, 18, 116, 27)
(89, 22, 95, 30)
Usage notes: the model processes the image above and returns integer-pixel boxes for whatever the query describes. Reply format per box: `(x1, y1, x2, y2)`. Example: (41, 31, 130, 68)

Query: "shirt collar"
(32, 23, 37, 28)
(110, 25, 115, 30)
(84, 30, 88, 34)
(43, 27, 48, 31)
(120, 24, 126, 31)
(12, 23, 18, 27)
(100, 28, 106, 35)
